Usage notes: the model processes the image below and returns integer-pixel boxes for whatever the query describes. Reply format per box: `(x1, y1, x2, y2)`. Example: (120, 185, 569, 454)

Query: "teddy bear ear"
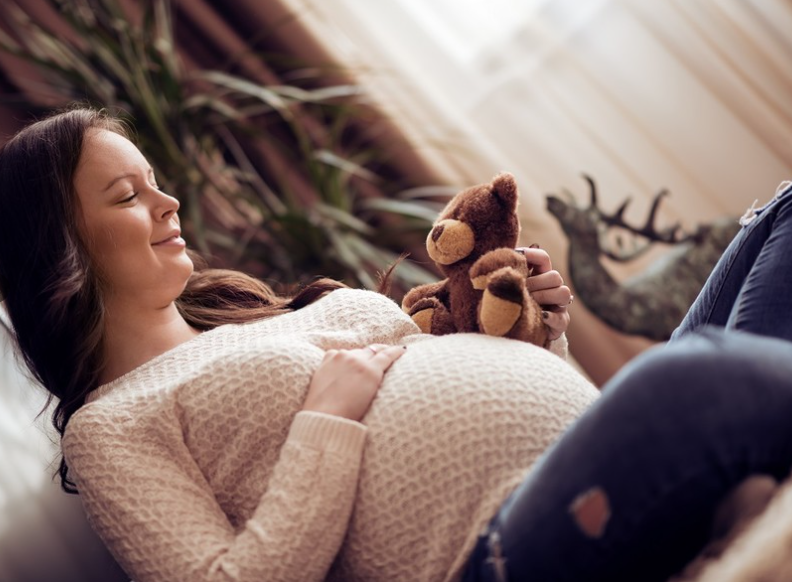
(491, 172, 518, 208)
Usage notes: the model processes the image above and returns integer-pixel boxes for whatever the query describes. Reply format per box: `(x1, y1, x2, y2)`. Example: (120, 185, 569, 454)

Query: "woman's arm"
(64, 345, 406, 582)
(64, 409, 364, 582)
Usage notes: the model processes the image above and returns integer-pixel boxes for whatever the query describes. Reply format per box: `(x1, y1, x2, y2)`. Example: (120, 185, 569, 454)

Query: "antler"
(583, 174, 689, 262)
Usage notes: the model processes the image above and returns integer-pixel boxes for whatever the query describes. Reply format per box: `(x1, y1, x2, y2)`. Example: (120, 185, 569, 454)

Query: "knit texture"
(681, 474, 792, 582)
(62, 288, 599, 582)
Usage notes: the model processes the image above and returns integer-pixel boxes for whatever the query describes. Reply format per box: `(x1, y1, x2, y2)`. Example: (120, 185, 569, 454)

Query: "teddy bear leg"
(479, 268, 525, 336)
(479, 267, 547, 346)
(405, 297, 455, 335)
(402, 281, 455, 335)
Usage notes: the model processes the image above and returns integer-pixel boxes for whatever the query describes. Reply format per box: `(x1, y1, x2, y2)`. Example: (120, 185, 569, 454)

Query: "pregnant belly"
(334, 333, 599, 581)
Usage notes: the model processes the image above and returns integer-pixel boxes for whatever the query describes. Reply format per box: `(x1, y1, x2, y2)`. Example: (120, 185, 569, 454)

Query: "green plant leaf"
(360, 198, 439, 223)
(313, 149, 380, 182)
(0, 0, 446, 292)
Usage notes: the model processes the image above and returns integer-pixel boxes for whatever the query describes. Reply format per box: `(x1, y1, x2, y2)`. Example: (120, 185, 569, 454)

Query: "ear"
(491, 172, 518, 210)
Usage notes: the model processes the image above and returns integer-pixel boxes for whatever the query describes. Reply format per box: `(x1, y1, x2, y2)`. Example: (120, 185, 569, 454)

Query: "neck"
(100, 299, 201, 385)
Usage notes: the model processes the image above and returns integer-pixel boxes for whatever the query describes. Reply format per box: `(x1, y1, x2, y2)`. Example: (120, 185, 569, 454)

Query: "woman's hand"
(302, 344, 406, 422)
(517, 246, 573, 341)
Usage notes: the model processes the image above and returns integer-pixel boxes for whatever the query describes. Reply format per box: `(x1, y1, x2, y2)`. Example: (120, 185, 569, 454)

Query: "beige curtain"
(280, 0, 792, 384)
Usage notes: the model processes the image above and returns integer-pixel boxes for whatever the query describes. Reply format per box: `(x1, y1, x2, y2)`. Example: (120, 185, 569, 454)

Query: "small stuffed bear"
(402, 172, 548, 347)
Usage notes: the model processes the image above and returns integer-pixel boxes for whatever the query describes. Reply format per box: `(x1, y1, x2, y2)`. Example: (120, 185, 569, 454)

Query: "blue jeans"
(463, 182, 792, 582)
(673, 181, 792, 342)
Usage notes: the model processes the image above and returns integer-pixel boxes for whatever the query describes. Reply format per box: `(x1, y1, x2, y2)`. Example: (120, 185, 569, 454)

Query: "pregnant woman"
(2, 106, 792, 582)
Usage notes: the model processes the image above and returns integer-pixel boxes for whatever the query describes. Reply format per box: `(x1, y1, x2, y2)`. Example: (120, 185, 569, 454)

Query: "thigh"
(673, 182, 792, 342)
(466, 329, 792, 582)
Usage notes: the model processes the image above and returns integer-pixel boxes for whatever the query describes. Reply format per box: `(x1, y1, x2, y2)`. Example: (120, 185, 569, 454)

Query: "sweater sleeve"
(548, 332, 569, 359)
(63, 409, 366, 582)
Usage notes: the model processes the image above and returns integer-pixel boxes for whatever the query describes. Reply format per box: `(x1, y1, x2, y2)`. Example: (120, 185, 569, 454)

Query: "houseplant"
(0, 0, 443, 294)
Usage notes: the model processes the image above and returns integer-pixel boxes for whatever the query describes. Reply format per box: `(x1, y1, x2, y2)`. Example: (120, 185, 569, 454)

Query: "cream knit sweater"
(62, 289, 599, 582)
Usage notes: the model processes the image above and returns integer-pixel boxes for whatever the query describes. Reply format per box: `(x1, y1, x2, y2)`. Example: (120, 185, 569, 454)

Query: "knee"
(606, 328, 792, 421)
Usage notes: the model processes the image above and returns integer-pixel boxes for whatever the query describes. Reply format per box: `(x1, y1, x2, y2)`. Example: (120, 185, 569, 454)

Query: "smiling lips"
(152, 230, 185, 247)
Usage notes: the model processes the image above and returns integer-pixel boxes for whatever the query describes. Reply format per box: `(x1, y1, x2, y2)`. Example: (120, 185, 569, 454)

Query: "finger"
(525, 270, 564, 293)
(531, 284, 572, 307)
(542, 309, 570, 341)
(372, 345, 408, 369)
(361, 343, 392, 357)
(516, 248, 552, 274)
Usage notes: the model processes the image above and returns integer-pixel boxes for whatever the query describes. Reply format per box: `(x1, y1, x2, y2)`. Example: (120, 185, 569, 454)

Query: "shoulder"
(61, 400, 135, 468)
(65, 400, 130, 437)
(324, 288, 420, 335)
(323, 287, 402, 310)
(325, 288, 414, 322)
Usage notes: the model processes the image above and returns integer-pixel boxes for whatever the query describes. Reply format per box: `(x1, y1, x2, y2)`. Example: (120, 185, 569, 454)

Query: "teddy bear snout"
(426, 219, 476, 265)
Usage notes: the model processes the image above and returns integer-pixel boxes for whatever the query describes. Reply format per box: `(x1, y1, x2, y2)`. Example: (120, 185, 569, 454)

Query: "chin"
(177, 257, 195, 286)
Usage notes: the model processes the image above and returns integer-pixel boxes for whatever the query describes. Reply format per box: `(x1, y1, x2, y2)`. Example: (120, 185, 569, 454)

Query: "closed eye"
(118, 192, 138, 204)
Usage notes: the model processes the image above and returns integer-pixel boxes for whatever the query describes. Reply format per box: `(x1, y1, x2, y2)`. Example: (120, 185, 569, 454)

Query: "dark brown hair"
(0, 106, 345, 493)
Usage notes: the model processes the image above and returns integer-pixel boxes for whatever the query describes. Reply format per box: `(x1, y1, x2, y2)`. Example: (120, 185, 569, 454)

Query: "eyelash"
(119, 182, 159, 204)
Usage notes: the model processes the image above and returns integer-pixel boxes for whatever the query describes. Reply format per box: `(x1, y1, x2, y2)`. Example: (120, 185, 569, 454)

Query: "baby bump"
(336, 334, 600, 580)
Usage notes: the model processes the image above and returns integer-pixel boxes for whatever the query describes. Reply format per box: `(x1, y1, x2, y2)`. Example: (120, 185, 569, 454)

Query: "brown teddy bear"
(402, 172, 548, 347)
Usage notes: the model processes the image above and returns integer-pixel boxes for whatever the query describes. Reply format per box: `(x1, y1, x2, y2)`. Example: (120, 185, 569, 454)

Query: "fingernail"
(542, 310, 549, 320)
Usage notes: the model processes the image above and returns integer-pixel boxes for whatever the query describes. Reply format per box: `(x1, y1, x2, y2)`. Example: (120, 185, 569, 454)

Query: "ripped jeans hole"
(569, 487, 611, 538)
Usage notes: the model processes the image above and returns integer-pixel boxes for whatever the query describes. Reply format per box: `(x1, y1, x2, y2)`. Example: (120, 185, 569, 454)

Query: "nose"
(431, 224, 445, 242)
(153, 188, 180, 221)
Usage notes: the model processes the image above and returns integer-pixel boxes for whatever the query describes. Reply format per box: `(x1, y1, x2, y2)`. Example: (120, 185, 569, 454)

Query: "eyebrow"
(102, 173, 136, 192)
(102, 167, 154, 192)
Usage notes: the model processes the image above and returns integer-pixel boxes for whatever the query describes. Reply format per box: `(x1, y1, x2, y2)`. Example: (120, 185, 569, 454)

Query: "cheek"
(91, 225, 142, 264)
(98, 207, 147, 244)
(82, 214, 150, 275)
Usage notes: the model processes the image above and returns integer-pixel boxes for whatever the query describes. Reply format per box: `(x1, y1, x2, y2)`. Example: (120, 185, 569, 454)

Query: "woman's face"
(73, 129, 194, 307)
